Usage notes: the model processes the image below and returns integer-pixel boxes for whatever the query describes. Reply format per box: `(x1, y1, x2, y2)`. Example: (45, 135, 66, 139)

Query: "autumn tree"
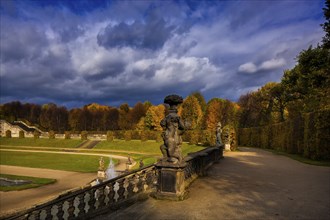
(322, 0, 330, 49)
(39, 103, 68, 132)
(129, 102, 147, 129)
(118, 103, 131, 130)
(69, 108, 83, 131)
(144, 104, 165, 131)
(203, 98, 224, 131)
(104, 108, 120, 130)
(179, 95, 203, 130)
(191, 91, 207, 112)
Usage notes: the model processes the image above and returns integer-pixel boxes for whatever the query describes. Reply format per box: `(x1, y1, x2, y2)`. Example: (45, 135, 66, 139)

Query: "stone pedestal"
(225, 144, 231, 151)
(97, 170, 106, 182)
(152, 161, 188, 201)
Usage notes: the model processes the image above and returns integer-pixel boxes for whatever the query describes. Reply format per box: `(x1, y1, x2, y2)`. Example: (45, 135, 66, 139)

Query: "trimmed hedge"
(19, 130, 25, 139)
(238, 110, 330, 160)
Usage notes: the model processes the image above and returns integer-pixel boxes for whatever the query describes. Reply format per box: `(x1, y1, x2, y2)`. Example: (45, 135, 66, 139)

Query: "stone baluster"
(27, 210, 41, 220)
(136, 172, 144, 193)
(87, 189, 97, 213)
(55, 202, 65, 220)
(107, 182, 116, 206)
(76, 193, 86, 217)
(97, 186, 107, 209)
(65, 196, 76, 219)
(116, 178, 126, 202)
(125, 175, 135, 199)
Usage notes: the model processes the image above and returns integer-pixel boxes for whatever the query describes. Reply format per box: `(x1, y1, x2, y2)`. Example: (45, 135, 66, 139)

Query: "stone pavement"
(95, 147, 330, 220)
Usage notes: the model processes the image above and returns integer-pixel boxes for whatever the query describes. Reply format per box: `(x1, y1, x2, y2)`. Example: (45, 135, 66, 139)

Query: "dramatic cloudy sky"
(0, 0, 325, 108)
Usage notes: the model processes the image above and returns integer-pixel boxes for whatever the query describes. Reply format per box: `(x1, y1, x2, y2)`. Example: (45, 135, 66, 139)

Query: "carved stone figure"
(98, 157, 105, 171)
(160, 95, 185, 164)
(216, 122, 223, 147)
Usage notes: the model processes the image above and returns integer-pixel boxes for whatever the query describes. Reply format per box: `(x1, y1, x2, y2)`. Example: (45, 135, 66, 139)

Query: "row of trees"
(238, 46, 329, 128)
(0, 92, 239, 133)
(238, 1, 329, 128)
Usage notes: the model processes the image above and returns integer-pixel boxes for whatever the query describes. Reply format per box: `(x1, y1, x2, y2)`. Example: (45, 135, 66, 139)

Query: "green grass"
(0, 137, 83, 148)
(0, 151, 118, 172)
(95, 140, 205, 169)
(94, 140, 205, 155)
(0, 174, 56, 191)
(94, 140, 162, 154)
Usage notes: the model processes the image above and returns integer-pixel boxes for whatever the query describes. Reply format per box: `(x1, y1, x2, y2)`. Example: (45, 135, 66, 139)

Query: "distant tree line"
(0, 92, 239, 134)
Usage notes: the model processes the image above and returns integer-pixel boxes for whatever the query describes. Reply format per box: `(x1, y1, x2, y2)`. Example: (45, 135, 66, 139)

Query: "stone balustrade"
(4, 165, 157, 220)
(184, 146, 221, 185)
(4, 146, 222, 220)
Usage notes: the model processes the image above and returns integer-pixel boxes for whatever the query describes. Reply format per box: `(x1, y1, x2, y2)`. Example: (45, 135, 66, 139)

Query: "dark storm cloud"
(97, 16, 175, 50)
(0, 0, 326, 108)
(85, 61, 126, 81)
(0, 19, 48, 63)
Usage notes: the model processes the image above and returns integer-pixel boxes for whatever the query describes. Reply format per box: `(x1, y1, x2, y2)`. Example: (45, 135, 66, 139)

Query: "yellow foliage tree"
(180, 95, 203, 130)
(144, 104, 165, 131)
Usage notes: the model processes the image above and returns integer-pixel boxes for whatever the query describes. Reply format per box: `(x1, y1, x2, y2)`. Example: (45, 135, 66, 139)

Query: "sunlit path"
(95, 147, 330, 220)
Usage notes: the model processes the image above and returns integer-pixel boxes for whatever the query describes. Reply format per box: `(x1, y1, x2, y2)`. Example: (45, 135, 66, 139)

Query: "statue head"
(164, 94, 183, 112)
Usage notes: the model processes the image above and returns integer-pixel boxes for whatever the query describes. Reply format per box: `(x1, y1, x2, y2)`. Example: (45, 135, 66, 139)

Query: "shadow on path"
(96, 147, 330, 220)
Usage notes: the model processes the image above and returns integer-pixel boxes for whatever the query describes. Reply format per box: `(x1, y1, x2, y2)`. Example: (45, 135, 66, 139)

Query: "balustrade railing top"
(3, 146, 221, 220)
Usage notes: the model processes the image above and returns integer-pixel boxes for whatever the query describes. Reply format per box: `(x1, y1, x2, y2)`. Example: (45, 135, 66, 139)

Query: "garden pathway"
(96, 147, 330, 220)
(0, 166, 95, 217)
(0, 150, 136, 217)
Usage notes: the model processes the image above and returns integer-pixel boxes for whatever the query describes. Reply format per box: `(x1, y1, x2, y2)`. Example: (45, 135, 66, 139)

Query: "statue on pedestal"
(216, 122, 223, 147)
(160, 94, 185, 164)
(99, 157, 105, 171)
(216, 122, 224, 158)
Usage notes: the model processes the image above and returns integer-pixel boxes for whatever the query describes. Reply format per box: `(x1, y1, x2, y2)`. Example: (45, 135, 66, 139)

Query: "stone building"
(0, 120, 43, 137)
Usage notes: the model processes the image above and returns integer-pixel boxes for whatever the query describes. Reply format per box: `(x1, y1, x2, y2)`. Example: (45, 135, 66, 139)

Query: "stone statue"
(127, 154, 132, 165)
(216, 122, 223, 147)
(99, 157, 105, 171)
(139, 159, 144, 168)
(160, 94, 185, 164)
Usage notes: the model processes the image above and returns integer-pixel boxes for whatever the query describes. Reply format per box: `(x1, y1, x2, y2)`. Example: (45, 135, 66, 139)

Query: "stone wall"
(0, 120, 27, 137)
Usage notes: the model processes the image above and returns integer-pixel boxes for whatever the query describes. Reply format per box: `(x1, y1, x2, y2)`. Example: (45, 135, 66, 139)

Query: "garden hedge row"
(238, 109, 330, 160)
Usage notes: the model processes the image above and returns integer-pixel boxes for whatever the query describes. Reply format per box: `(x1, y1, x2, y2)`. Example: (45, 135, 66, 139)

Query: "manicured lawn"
(94, 140, 205, 155)
(0, 137, 83, 148)
(0, 151, 117, 172)
(0, 174, 56, 191)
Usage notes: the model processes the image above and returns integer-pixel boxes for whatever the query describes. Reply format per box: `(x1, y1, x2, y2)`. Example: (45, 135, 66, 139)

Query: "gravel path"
(0, 166, 95, 217)
(96, 147, 330, 220)
(0, 149, 136, 217)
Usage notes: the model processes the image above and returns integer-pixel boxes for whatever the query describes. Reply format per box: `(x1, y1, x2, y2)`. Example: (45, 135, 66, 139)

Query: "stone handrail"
(184, 146, 221, 185)
(4, 165, 157, 220)
(4, 146, 221, 220)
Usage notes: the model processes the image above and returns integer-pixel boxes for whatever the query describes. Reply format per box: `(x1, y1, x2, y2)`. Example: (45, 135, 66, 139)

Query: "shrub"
(140, 130, 148, 142)
(81, 131, 88, 140)
(107, 131, 114, 142)
(132, 130, 140, 140)
(124, 131, 132, 141)
(5, 130, 12, 138)
(201, 130, 212, 146)
(33, 130, 40, 139)
(189, 131, 199, 145)
(19, 130, 25, 139)
(64, 131, 71, 139)
(155, 132, 162, 143)
(48, 130, 55, 139)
